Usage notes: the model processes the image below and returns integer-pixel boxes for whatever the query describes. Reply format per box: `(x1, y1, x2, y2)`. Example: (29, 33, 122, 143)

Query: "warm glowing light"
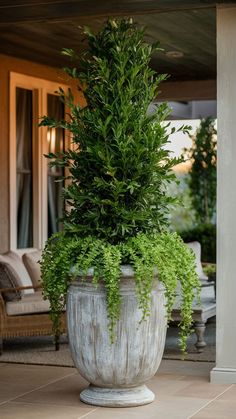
(47, 128, 56, 153)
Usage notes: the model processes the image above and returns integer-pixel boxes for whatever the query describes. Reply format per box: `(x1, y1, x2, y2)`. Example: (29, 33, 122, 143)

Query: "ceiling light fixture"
(166, 50, 184, 59)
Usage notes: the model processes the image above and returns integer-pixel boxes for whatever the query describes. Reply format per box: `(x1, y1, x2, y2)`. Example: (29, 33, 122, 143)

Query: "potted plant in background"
(40, 19, 200, 407)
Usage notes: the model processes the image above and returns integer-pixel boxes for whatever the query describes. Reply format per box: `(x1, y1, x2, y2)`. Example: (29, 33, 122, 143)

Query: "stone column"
(211, 6, 236, 384)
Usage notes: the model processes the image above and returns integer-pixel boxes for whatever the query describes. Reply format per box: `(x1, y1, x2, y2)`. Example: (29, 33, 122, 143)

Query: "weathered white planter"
(67, 266, 167, 407)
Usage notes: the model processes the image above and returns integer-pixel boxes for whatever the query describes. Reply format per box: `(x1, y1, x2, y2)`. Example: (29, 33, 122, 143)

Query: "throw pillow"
(22, 250, 42, 288)
(0, 262, 22, 301)
(0, 251, 34, 295)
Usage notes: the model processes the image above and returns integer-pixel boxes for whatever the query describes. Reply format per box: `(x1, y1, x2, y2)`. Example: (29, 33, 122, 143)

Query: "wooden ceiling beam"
(0, 0, 220, 25)
(158, 79, 216, 101)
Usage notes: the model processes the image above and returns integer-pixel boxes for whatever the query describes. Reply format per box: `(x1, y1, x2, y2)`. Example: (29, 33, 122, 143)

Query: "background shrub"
(180, 223, 216, 263)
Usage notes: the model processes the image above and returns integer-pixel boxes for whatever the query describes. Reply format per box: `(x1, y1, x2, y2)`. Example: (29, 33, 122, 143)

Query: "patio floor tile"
(0, 401, 98, 419)
(192, 398, 236, 418)
(0, 360, 233, 419)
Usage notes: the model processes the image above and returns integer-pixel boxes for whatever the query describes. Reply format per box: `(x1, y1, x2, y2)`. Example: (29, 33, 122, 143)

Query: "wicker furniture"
(0, 284, 66, 354)
(0, 249, 67, 355)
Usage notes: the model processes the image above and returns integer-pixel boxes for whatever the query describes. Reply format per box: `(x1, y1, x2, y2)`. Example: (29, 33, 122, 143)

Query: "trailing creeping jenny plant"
(40, 19, 200, 352)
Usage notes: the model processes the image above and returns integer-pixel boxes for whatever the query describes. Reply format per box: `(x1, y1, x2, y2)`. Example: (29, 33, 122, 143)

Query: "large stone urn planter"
(67, 266, 167, 407)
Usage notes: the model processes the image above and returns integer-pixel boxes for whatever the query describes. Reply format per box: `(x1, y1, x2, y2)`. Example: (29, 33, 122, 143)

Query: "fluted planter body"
(67, 266, 167, 407)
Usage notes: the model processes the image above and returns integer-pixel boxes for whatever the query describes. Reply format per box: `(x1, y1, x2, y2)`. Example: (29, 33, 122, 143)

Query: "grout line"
(0, 370, 76, 407)
(1, 399, 99, 415)
(187, 384, 234, 418)
(77, 408, 99, 419)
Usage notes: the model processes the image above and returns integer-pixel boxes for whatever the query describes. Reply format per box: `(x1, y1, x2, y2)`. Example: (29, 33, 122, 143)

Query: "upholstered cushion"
(22, 250, 42, 287)
(5, 291, 50, 316)
(186, 241, 208, 281)
(0, 251, 34, 295)
(0, 262, 22, 301)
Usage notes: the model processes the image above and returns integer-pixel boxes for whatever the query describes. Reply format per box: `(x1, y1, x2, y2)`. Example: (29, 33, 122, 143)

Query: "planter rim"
(70, 264, 158, 278)
(69, 265, 165, 293)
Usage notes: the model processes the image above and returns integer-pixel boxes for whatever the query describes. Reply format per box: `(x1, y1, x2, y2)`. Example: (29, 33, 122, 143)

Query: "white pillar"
(211, 6, 236, 384)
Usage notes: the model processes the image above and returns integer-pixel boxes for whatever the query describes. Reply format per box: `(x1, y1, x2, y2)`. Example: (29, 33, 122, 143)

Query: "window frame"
(9, 72, 69, 251)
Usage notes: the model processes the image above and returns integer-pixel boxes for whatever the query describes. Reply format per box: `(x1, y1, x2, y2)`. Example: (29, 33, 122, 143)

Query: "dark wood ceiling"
(0, 0, 234, 82)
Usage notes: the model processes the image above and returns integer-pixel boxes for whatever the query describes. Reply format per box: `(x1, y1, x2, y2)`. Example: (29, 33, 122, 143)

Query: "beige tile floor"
(0, 360, 235, 419)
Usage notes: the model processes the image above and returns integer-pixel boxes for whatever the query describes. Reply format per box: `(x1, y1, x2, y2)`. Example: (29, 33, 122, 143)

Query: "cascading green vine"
(40, 18, 201, 354)
(41, 231, 200, 352)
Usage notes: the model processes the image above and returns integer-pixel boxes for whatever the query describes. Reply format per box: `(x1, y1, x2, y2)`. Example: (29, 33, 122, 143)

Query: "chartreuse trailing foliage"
(40, 18, 200, 352)
(41, 232, 200, 352)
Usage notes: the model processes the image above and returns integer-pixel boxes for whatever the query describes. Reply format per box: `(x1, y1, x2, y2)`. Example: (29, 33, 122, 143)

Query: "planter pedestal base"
(80, 384, 155, 407)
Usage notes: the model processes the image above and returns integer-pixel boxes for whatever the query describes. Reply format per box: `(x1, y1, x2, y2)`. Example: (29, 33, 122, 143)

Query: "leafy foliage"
(41, 231, 200, 352)
(183, 118, 217, 225)
(40, 18, 200, 352)
(203, 262, 216, 279)
(40, 19, 189, 243)
(180, 223, 216, 263)
(168, 173, 195, 232)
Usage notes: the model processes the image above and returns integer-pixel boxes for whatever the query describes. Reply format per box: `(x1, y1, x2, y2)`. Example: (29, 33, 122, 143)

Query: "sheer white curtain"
(16, 87, 33, 248)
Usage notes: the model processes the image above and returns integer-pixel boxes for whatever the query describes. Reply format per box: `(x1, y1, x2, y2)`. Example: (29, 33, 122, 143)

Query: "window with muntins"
(10, 73, 68, 251)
